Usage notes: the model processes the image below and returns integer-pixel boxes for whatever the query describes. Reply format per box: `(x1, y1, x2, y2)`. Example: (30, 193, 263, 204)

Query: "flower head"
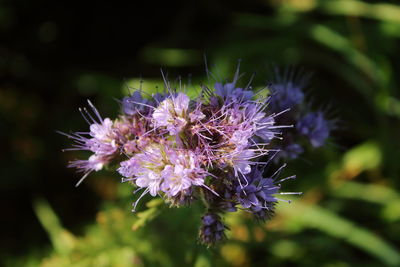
(152, 93, 190, 135)
(234, 166, 298, 221)
(199, 213, 226, 246)
(59, 101, 122, 186)
(118, 144, 208, 200)
(59, 64, 332, 246)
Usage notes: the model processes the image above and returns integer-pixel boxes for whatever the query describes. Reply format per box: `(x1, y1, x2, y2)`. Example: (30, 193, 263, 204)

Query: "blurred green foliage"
(1, 0, 400, 266)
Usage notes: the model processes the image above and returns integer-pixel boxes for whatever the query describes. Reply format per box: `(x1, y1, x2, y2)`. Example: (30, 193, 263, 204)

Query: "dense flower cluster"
(61, 67, 332, 246)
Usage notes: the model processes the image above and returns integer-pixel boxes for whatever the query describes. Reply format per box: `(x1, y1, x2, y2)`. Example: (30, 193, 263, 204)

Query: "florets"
(60, 64, 333, 246)
(267, 67, 334, 160)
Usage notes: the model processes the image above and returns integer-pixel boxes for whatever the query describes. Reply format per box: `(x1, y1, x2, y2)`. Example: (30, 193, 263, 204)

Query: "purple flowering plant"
(60, 65, 332, 246)
(267, 67, 334, 160)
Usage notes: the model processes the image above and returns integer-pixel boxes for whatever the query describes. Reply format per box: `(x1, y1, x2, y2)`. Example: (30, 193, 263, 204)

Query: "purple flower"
(118, 145, 163, 196)
(122, 91, 150, 115)
(214, 82, 236, 99)
(234, 166, 299, 221)
(232, 88, 254, 102)
(136, 172, 162, 197)
(60, 64, 321, 246)
(199, 213, 226, 246)
(237, 184, 259, 208)
(118, 144, 208, 198)
(215, 82, 254, 103)
(84, 118, 119, 156)
(231, 148, 254, 176)
(191, 83, 277, 177)
(118, 156, 140, 178)
(160, 165, 192, 197)
(68, 154, 109, 175)
(297, 112, 330, 147)
(189, 109, 206, 122)
(230, 129, 253, 149)
(265, 68, 333, 161)
(152, 93, 190, 135)
(268, 68, 309, 112)
(90, 118, 113, 140)
(160, 150, 206, 197)
(269, 82, 304, 111)
(59, 101, 122, 186)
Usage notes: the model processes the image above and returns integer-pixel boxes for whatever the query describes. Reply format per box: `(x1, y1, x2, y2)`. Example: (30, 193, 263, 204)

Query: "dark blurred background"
(1, 0, 400, 266)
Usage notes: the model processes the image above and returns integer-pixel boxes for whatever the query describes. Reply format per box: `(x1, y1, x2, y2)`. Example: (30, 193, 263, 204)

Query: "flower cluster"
(268, 68, 333, 160)
(61, 66, 332, 246)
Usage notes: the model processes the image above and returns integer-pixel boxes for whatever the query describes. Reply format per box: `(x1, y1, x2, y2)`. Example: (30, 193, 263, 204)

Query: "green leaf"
(33, 198, 76, 255)
(278, 201, 400, 266)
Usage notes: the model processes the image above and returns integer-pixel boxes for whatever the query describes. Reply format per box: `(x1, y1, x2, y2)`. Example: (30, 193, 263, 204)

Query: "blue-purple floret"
(236, 168, 279, 213)
(215, 82, 236, 99)
(122, 91, 149, 115)
(269, 82, 305, 112)
(199, 213, 226, 246)
(267, 68, 333, 159)
(214, 82, 254, 102)
(297, 112, 330, 148)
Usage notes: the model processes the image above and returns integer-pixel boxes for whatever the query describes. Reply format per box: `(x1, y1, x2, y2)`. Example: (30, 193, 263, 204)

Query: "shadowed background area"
(1, 0, 400, 266)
